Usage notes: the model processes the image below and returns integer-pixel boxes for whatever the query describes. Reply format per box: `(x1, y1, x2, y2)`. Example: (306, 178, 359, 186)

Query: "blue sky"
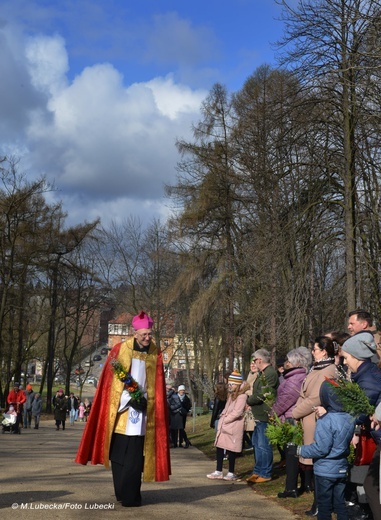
(0, 0, 289, 228)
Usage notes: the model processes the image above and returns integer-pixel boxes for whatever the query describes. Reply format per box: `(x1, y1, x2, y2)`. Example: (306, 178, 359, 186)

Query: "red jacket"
(7, 388, 26, 411)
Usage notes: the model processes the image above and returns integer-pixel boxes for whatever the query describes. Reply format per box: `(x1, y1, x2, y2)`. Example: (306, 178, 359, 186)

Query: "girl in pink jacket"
(207, 371, 249, 481)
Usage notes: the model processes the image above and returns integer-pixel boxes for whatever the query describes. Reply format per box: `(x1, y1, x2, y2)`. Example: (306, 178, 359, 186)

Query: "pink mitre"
(132, 311, 154, 331)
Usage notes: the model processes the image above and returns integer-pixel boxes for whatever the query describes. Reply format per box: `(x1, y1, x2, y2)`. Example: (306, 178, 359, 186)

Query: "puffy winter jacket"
(352, 359, 381, 444)
(272, 366, 307, 421)
(300, 410, 355, 478)
(352, 359, 381, 408)
(215, 391, 247, 453)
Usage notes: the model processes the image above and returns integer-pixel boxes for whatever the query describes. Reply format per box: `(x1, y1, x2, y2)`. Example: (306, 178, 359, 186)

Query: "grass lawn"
(187, 413, 313, 519)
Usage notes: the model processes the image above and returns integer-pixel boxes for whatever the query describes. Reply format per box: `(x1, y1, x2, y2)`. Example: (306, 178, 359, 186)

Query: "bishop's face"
(134, 328, 152, 348)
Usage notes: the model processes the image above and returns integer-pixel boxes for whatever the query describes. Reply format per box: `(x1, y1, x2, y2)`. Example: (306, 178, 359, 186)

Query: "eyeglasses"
(137, 333, 152, 338)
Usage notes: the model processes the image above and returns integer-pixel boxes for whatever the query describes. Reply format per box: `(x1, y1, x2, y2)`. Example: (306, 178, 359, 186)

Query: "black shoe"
(347, 504, 372, 520)
(305, 505, 318, 517)
(298, 485, 313, 495)
(278, 490, 298, 499)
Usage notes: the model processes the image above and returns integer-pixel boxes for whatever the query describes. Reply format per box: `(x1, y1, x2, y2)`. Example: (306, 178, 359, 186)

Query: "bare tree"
(276, 0, 381, 312)
(167, 84, 241, 373)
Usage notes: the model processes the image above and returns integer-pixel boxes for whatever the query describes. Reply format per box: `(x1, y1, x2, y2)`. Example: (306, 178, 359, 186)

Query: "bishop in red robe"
(75, 311, 170, 506)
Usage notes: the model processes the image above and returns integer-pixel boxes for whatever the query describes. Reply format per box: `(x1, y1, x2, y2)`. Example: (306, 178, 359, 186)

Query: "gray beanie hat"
(342, 332, 376, 360)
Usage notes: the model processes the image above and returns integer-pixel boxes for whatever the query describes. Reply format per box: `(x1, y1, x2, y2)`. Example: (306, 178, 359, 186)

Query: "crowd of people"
(4, 307, 380, 519)
(208, 309, 381, 520)
(52, 390, 91, 430)
(2, 382, 42, 433)
(2, 383, 92, 433)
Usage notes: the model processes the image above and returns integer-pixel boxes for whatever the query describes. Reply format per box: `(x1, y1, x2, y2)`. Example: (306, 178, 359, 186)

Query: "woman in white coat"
(207, 371, 249, 481)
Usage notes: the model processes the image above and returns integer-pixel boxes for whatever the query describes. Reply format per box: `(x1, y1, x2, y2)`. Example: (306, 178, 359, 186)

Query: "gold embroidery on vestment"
(103, 338, 158, 481)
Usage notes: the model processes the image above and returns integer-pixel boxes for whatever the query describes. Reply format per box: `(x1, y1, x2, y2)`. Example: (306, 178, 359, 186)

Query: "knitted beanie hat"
(228, 371, 243, 384)
(342, 332, 376, 360)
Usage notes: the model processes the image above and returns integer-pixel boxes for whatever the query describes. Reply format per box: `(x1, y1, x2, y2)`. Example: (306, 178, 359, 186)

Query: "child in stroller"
(2, 405, 20, 434)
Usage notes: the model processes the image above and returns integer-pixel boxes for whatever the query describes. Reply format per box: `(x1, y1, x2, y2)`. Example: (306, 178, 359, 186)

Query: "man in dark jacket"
(67, 392, 79, 425)
(167, 387, 184, 448)
(247, 349, 279, 483)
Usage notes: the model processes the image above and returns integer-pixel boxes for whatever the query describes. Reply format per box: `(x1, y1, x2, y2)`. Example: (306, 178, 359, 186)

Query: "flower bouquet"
(110, 357, 144, 403)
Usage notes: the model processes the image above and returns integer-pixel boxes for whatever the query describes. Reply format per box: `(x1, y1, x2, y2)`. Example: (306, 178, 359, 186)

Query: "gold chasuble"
(75, 336, 170, 483)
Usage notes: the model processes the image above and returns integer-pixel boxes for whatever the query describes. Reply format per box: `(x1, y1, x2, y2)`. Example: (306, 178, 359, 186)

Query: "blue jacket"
(352, 359, 381, 444)
(352, 359, 381, 408)
(300, 410, 355, 478)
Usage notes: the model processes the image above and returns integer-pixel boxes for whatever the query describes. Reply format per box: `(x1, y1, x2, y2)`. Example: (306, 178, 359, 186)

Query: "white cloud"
(26, 34, 69, 96)
(10, 33, 207, 227)
(145, 75, 205, 120)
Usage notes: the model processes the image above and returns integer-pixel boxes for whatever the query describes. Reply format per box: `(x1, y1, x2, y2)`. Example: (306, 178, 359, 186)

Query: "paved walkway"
(0, 420, 298, 520)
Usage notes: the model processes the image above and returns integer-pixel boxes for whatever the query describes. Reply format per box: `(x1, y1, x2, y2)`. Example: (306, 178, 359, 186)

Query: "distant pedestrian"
(2, 404, 19, 433)
(78, 402, 85, 421)
(210, 382, 228, 430)
(167, 386, 185, 448)
(177, 385, 192, 448)
(24, 384, 35, 428)
(53, 388, 67, 430)
(84, 398, 91, 421)
(67, 392, 79, 425)
(32, 393, 42, 429)
(6, 383, 26, 432)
